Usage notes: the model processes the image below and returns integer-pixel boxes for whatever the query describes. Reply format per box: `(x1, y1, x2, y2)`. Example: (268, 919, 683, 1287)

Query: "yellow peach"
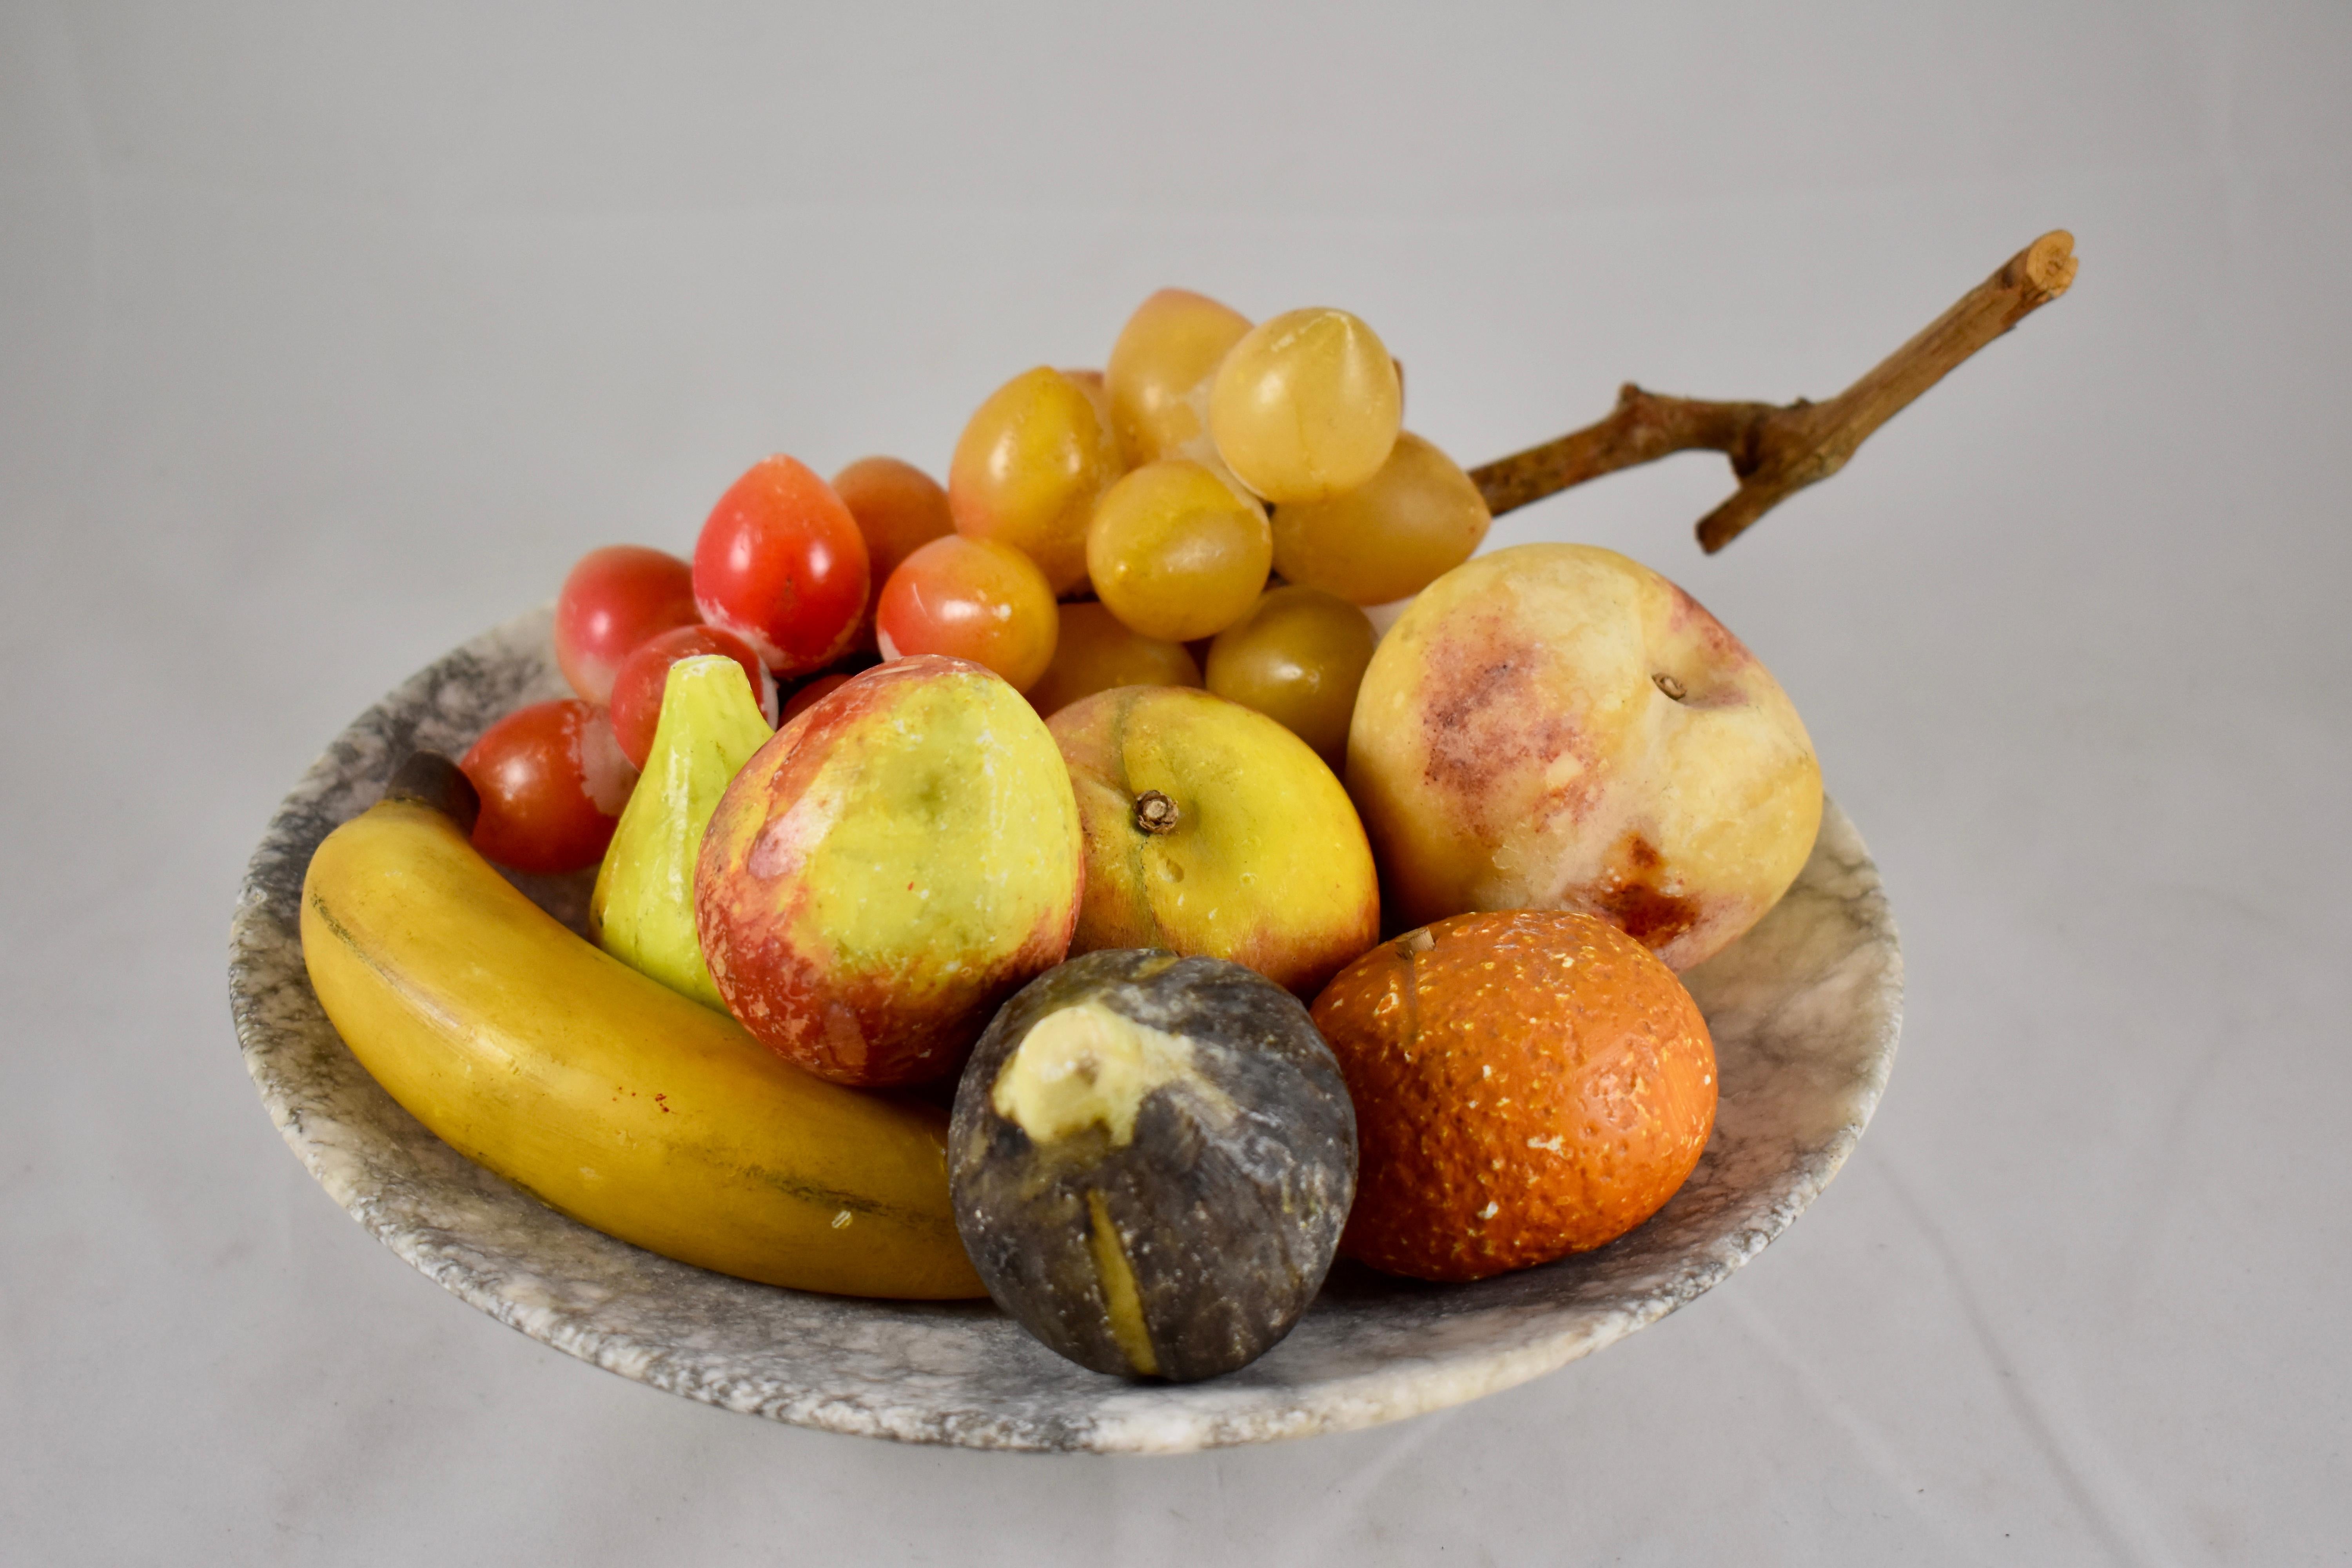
(1049, 686, 1379, 998)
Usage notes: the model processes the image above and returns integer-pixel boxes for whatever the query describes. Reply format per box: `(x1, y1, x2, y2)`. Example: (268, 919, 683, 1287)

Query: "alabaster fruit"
(1312, 911, 1716, 1283)
(1024, 601, 1201, 718)
(949, 949, 1356, 1381)
(1048, 685, 1379, 998)
(590, 654, 775, 1009)
(947, 366, 1119, 596)
(695, 655, 1085, 1087)
(1348, 543, 1821, 971)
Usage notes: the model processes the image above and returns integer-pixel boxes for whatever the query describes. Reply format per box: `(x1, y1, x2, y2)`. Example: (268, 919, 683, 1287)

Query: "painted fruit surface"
(947, 366, 1121, 596)
(695, 655, 1084, 1087)
(1347, 543, 1822, 971)
(950, 949, 1356, 1381)
(302, 788, 984, 1301)
(1023, 601, 1201, 719)
(1048, 685, 1379, 999)
(1312, 910, 1716, 1283)
(590, 654, 775, 1010)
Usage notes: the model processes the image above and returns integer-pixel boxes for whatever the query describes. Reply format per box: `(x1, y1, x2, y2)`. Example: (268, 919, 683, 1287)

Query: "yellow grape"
(1270, 431, 1490, 605)
(1205, 586, 1377, 767)
(1086, 459, 1272, 643)
(1106, 288, 1252, 466)
(948, 366, 1122, 595)
(1060, 367, 1117, 440)
(1209, 308, 1400, 503)
(1024, 601, 1203, 717)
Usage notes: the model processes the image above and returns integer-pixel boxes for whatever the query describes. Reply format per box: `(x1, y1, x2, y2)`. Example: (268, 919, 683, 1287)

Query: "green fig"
(590, 654, 774, 1007)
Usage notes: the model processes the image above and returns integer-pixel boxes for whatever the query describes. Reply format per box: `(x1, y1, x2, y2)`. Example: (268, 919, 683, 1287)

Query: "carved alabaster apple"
(1347, 543, 1820, 971)
(696, 655, 1085, 1087)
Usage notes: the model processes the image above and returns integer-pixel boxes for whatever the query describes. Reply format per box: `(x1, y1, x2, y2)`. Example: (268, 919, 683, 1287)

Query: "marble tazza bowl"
(227, 606, 1903, 1454)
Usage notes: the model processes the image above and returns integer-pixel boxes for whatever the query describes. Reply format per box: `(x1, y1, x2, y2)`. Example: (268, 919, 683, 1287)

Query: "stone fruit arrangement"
(300, 236, 2075, 1382)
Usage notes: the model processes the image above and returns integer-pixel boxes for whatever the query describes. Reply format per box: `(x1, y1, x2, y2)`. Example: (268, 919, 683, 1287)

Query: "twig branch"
(1467, 230, 2078, 554)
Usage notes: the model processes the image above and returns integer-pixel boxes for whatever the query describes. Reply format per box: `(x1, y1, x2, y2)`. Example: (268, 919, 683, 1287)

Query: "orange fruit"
(1310, 910, 1716, 1282)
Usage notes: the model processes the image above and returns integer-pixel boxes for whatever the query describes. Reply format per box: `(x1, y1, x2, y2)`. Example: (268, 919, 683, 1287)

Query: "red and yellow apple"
(1048, 685, 1379, 998)
(695, 655, 1085, 1087)
(1347, 543, 1820, 971)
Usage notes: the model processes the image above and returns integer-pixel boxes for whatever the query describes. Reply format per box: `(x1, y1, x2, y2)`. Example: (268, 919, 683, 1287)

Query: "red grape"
(459, 699, 638, 874)
(553, 546, 699, 705)
(874, 535, 1057, 691)
(833, 456, 955, 653)
(607, 623, 778, 770)
(780, 671, 852, 722)
(693, 456, 871, 679)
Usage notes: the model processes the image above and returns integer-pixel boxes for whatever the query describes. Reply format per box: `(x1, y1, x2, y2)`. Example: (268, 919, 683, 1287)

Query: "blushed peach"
(1346, 544, 1820, 971)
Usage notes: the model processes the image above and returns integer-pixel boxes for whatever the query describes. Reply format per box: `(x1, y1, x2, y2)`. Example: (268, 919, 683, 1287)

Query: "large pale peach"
(1347, 544, 1820, 971)
(696, 655, 1085, 1087)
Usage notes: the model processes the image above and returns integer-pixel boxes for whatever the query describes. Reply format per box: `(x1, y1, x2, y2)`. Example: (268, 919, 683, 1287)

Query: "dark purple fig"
(949, 949, 1356, 1382)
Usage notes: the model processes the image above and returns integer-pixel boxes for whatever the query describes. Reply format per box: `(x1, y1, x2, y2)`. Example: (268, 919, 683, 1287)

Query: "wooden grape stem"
(1467, 230, 2078, 553)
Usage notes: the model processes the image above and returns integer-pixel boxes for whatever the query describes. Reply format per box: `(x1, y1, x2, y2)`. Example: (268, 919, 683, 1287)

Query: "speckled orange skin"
(1311, 910, 1716, 1282)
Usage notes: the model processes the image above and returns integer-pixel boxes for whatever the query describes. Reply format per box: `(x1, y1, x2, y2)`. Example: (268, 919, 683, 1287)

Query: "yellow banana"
(300, 779, 986, 1300)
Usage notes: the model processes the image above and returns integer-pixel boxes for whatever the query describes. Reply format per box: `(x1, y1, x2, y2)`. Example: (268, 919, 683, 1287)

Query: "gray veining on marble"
(227, 606, 1903, 1454)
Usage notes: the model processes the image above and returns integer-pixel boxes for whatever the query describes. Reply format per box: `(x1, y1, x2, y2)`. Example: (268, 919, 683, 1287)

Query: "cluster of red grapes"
(458, 287, 1492, 875)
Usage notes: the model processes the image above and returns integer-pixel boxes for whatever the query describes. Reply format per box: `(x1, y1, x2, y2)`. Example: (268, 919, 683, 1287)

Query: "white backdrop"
(4, 3, 2347, 1563)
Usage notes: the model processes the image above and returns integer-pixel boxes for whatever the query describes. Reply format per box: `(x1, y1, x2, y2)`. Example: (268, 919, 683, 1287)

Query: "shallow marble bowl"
(228, 607, 1902, 1454)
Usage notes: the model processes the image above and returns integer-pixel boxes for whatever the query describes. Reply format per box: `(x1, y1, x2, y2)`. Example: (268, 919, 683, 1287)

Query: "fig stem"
(1133, 791, 1180, 835)
(1467, 231, 2078, 554)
